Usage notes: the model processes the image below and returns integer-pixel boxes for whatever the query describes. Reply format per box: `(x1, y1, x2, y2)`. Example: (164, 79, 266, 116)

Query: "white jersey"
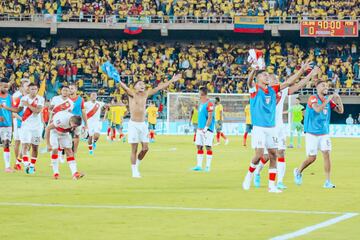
(19, 94, 45, 129)
(52, 111, 80, 135)
(84, 101, 105, 122)
(275, 87, 289, 127)
(50, 96, 74, 114)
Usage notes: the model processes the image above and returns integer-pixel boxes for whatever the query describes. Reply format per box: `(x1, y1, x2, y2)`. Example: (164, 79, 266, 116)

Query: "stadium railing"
(0, 14, 359, 24)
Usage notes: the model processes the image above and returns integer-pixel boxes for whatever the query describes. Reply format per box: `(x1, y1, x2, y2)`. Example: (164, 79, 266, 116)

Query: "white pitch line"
(270, 212, 359, 240)
(0, 202, 348, 215)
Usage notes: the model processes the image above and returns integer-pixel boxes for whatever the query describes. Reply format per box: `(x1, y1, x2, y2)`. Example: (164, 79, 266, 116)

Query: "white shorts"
(251, 126, 278, 150)
(0, 127, 12, 141)
(13, 125, 21, 141)
(88, 120, 101, 136)
(276, 126, 287, 150)
(128, 120, 149, 144)
(50, 130, 72, 149)
(195, 129, 214, 147)
(20, 127, 42, 145)
(305, 133, 331, 156)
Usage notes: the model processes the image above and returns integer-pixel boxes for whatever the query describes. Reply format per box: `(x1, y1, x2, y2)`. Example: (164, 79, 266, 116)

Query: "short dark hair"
(199, 86, 208, 95)
(215, 97, 220, 102)
(61, 85, 69, 89)
(256, 70, 267, 77)
(28, 83, 38, 88)
(70, 116, 82, 126)
(69, 83, 77, 88)
(0, 78, 8, 83)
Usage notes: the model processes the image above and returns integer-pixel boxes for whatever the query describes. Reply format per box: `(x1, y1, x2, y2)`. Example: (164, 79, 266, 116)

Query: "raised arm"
(281, 59, 312, 90)
(331, 93, 344, 114)
(148, 74, 182, 97)
(288, 66, 320, 94)
(247, 68, 256, 89)
(117, 81, 135, 98)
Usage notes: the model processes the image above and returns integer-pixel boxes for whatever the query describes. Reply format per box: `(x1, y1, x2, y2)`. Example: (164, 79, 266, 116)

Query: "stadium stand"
(1, 37, 359, 101)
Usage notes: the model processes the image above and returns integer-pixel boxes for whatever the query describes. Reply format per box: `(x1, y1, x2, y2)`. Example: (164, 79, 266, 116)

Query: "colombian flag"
(124, 25, 142, 35)
(234, 16, 264, 34)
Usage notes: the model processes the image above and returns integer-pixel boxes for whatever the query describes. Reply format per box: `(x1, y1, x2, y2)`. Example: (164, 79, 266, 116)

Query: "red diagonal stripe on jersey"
(22, 98, 38, 122)
(53, 101, 71, 114)
(86, 103, 100, 119)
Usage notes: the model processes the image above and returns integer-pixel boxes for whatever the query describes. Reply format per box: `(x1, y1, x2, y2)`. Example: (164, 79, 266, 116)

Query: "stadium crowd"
(0, 37, 359, 100)
(0, 0, 359, 20)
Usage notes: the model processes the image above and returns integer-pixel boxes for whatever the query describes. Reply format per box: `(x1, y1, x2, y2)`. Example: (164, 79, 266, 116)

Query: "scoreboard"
(300, 20, 358, 37)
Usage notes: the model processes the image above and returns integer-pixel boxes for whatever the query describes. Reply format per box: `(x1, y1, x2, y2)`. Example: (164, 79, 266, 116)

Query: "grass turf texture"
(0, 136, 359, 240)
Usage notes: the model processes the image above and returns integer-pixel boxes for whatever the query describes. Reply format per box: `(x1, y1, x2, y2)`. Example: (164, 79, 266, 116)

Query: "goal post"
(166, 92, 250, 135)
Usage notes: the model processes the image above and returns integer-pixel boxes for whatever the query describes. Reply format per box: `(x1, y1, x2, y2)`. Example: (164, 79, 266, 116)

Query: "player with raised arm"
(146, 102, 158, 143)
(117, 74, 181, 178)
(0, 79, 14, 172)
(253, 61, 318, 189)
(3, 83, 45, 174)
(242, 65, 307, 193)
(294, 81, 344, 188)
(69, 83, 88, 154)
(288, 97, 305, 148)
(191, 87, 215, 172)
(84, 92, 106, 155)
(214, 97, 228, 146)
(45, 111, 84, 180)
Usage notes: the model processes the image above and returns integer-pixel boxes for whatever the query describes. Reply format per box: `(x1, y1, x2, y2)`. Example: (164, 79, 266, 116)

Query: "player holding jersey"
(192, 87, 215, 172)
(253, 64, 318, 189)
(294, 81, 343, 188)
(84, 92, 105, 155)
(0, 79, 14, 172)
(4, 83, 44, 174)
(242, 68, 303, 193)
(45, 111, 84, 180)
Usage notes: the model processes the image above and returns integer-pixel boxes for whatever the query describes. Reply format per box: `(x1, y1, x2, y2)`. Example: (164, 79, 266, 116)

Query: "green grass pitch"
(0, 136, 359, 240)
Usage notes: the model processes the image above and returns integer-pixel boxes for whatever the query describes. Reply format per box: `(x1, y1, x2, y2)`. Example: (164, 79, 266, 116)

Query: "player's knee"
(205, 146, 212, 151)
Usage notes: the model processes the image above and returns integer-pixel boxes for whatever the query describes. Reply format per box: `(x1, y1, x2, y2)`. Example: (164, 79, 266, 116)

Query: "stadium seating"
(1, 37, 359, 100)
(0, 0, 359, 20)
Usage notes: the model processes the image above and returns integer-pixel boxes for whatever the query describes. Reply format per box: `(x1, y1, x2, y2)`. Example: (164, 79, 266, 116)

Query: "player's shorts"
(50, 130, 72, 149)
(245, 124, 253, 133)
(195, 129, 214, 147)
(20, 127, 42, 145)
(148, 123, 156, 131)
(0, 127, 12, 141)
(215, 120, 223, 132)
(128, 120, 149, 144)
(88, 120, 102, 136)
(251, 126, 278, 150)
(111, 123, 123, 130)
(305, 133, 331, 156)
(275, 126, 287, 150)
(292, 122, 304, 132)
(192, 123, 198, 131)
(13, 125, 21, 141)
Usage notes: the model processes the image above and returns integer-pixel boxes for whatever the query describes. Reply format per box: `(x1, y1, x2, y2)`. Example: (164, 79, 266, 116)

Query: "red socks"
(220, 132, 227, 140)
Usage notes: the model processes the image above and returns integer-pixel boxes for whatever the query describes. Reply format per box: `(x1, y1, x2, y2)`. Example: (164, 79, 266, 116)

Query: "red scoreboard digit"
(300, 20, 359, 37)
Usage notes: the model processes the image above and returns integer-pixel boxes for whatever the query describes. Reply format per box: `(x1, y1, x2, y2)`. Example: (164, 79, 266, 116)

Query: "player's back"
(146, 106, 158, 124)
(191, 107, 198, 124)
(215, 104, 223, 121)
(244, 104, 251, 124)
(111, 105, 127, 124)
(198, 100, 215, 130)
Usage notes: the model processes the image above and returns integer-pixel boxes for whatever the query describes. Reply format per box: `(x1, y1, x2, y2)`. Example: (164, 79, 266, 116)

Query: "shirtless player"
(118, 74, 181, 178)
